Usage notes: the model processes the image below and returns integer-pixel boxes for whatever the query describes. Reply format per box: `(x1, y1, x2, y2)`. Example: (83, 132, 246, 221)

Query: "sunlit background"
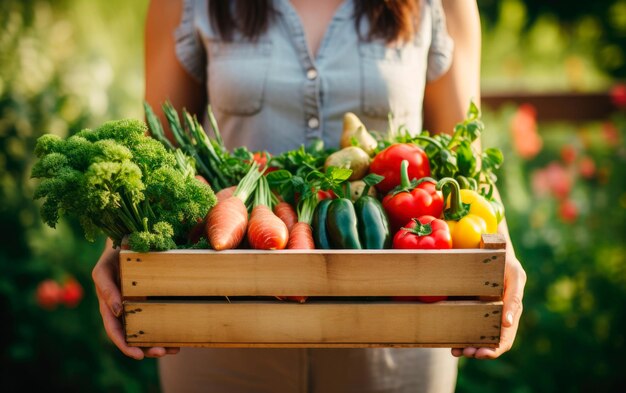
(1, 0, 625, 392)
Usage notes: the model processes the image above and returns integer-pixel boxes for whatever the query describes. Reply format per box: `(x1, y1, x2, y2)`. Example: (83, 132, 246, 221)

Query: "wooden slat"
(124, 300, 502, 348)
(120, 247, 505, 297)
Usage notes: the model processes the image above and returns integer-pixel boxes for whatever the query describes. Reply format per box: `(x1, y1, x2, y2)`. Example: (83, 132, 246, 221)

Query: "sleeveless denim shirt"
(175, 0, 453, 155)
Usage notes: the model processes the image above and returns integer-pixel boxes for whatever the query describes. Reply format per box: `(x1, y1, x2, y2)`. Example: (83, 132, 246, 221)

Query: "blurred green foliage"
(479, 0, 626, 82)
(457, 107, 626, 393)
(1, 0, 625, 392)
(0, 1, 157, 392)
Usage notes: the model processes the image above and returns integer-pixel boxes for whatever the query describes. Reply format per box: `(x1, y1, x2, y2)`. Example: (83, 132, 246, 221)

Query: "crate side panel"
(120, 250, 505, 297)
(124, 301, 502, 347)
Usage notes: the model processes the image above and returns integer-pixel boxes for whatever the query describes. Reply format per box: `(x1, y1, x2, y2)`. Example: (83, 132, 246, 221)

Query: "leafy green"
(144, 101, 253, 191)
(390, 100, 504, 201)
(31, 119, 217, 251)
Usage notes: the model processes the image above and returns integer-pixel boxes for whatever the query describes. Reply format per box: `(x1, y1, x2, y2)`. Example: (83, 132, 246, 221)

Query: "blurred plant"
(479, 0, 626, 83)
(610, 83, 626, 109)
(510, 103, 542, 159)
(457, 106, 626, 393)
(0, 1, 157, 392)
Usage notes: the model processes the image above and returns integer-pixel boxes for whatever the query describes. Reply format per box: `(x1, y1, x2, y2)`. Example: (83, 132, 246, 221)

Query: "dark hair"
(209, 0, 421, 44)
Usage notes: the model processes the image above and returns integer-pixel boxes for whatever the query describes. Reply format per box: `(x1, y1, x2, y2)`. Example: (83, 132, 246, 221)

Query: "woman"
(92, 0, 527, 392)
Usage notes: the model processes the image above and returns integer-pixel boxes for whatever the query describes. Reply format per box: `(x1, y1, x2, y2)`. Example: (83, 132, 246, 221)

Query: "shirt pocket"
(207, 41, 273, 116)
(359, 41, 425, 120)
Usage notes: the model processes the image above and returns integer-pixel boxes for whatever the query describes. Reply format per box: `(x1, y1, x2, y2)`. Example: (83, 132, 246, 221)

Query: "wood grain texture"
(120, 249, 505, 297)
(121, 234, 506, 347)
(124, 300, 503, 348)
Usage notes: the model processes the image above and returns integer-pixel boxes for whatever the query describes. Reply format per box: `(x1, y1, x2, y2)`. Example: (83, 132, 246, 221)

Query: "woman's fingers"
(502, 259, 526, 329)
(92, 250, 123, 317)
(98, 296, 145, 360)
(451, 256, 526, 360)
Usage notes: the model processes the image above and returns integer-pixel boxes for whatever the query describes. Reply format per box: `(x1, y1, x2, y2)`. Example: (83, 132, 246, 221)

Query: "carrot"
(274, 201, 297, 233)
(286, 194, 317, 249)
(278, 194, 319, 304)
(247, 176, 289, 250)
(286, 222, 314, 249)
(206, 163, 262, 251)
(215, 185, 237, 202)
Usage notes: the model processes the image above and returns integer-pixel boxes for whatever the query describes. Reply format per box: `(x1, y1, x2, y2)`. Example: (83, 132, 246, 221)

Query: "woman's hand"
(92, 239, 180, 360)
(451, 249, 527, 359)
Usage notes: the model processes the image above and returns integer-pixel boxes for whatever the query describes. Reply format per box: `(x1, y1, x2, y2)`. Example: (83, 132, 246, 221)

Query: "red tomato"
(317, 190, 335, 201)
(369, 143, 430, 194)
(252, 151, 278, 173)
(36, 279, 63, 310)
(61, 278, 84, 308)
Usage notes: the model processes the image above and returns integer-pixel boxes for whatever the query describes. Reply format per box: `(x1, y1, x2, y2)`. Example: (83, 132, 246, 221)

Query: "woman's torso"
(164, 1, 458, 392)
(175, 0, 453, 154)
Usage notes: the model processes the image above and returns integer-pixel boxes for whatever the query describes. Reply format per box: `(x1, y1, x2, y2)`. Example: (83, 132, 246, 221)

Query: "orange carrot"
(273, 201, 297, 233)
(215, 185, 237, 202)
(279, 194, 319, 304)
(206, 197, 248, 250)
(286, 194, 317, 250)
(286, 221, 314, 249)
(247, 176, 289, 250)
(206, 164, 262, 251)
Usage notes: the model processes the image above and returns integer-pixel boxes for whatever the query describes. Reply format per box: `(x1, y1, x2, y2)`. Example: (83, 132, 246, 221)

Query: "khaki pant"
(158, 348, 458, 393)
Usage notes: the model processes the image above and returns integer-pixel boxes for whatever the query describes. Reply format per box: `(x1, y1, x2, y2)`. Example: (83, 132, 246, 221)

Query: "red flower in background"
(579, 156, 596, 179)
(560, 144, 577, 165)
(36, 279, 63, 310)
(531, 161, 573, 199)
(610, 83, 626, 109)
(601, 122, 620, 147)
(558, 199, 578, 223)
(511, 104, 543, 159)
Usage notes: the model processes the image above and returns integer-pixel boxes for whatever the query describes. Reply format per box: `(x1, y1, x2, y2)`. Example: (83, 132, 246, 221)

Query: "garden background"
(1, 0, 625, 392)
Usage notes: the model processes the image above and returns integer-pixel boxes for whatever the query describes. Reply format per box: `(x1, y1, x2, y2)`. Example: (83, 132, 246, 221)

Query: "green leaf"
(362, 173, 384, 187)
(327, 166, 353, 182)
(467, 100, 480, 119)
(456, 140, 477, 177)
(482, 148, 504, 171)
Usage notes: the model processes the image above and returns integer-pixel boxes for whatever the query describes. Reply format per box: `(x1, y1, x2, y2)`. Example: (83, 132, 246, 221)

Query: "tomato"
(36, 279, 62, 310)
(252, 151, 278, 173)
(369, 143, 430, 194)
(61, 278, 84, 308)
(317, 189, 335, 201)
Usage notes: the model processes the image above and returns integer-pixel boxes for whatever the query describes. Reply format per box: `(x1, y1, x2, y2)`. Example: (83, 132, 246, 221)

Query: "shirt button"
(308, 117, 320, 129)
(306, 68, 318, 80)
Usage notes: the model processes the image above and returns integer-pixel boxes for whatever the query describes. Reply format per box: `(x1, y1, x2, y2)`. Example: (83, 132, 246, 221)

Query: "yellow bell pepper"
(436, 178, 498, 248)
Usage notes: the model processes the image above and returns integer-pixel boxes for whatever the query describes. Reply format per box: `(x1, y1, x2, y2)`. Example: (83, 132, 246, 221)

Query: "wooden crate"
(120, 234, 506, 348)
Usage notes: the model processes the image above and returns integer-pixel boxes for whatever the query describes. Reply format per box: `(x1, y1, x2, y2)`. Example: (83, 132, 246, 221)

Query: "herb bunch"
(31, 119, 217, 251)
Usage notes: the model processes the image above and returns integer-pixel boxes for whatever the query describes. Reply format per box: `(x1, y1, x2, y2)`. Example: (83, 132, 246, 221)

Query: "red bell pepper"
(392, 215, 452, 250)
(369, 143, 430, 194)
(382, 160, 444, 233)
(391, 215, 451, 303)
